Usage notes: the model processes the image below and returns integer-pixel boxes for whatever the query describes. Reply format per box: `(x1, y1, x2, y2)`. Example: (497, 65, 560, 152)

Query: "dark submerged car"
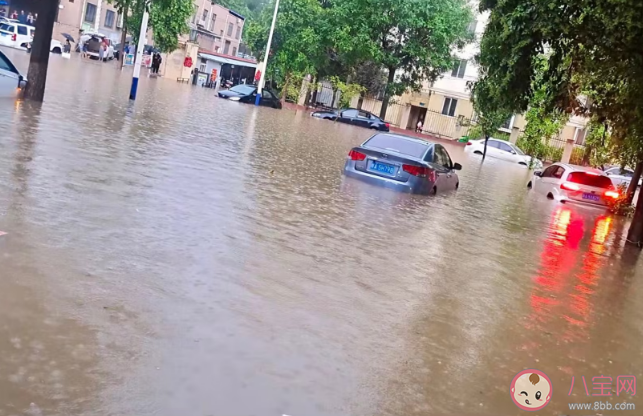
(218, 85, 282, 109)
(311, 108, 390, 131)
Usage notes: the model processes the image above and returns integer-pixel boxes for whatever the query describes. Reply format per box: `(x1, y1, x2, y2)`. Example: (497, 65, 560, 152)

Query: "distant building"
(54, 0, 123, 43)
(188, 0, 245, 57)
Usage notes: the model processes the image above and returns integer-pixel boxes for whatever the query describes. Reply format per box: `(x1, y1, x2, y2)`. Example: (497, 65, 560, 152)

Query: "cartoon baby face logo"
(510, 369, 552, 411)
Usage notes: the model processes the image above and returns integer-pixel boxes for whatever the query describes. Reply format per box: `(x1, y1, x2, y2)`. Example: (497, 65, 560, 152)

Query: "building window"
(227, 23, 233, 36)
(451, 59, 467, 78)
(84, 3, 97, 23)
(223, 40, 230, 54)
(235, 26, 241, 39)
(500, 115, 515, 130)
(209, 14, 216, 31)
(467, 19, 477, 35)
(104, 10, 115, 28)
(442, 98, 457, 117)
(232, 46, 237, 56)
(202, 9, 208, 22)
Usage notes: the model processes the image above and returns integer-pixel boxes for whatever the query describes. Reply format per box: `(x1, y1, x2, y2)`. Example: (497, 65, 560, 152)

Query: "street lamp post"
(255, 0, 280, 106)
(129, 8, 149, 100)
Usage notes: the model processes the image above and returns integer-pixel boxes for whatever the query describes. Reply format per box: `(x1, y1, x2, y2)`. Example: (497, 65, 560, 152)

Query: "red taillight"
(11, 33, 16, 42)
(348, 149, 366, 161)
(385, 123, 390, 128)
(604, 190, 619, 199)
(561, 182, 580, 191)
(403, 164, 428, 177)
(466, 142, 472, 145)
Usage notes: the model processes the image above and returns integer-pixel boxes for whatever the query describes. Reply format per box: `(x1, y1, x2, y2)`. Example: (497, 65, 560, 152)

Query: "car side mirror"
(605, 171, 611, 176)
(534, 171, 543, 177)
(510, 150, 516, 154)
(453, 163, 462, 170)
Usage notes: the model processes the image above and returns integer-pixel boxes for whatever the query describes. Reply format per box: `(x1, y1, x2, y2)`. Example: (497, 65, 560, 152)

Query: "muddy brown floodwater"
(1, 47, 643, 416)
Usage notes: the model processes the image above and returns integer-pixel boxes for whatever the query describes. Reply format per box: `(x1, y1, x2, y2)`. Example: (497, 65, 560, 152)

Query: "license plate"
(368, 160, 396, 176)
(582, 193, 600, 201)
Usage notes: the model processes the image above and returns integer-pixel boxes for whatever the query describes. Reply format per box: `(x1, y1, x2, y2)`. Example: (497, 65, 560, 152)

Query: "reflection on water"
(0, 47, 642, 416)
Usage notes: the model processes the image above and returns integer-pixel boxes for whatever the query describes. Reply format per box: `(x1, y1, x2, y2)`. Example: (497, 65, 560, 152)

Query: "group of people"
(0, 9, 38, 25)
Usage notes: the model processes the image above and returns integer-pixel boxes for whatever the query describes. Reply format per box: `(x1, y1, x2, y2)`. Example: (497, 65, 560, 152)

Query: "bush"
(569, 147, 586, 165)
(606, 183, 635, 216)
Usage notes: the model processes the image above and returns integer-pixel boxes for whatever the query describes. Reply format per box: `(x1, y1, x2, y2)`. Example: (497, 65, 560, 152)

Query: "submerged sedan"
(218, 85, 282, 109)
(311, 108, 390, 131)
(528, 163, 619, 207)
(466, 138, 543, 168)
(343, 133, 462, 195)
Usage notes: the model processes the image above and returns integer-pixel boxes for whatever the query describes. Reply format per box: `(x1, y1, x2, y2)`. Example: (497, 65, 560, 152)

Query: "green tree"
(477, 0, 643, 244)
(334, 0, 473, 118)
(244, 0, 324, 102)
(470, 77, 512, 160)
(126, 0, 193, 52)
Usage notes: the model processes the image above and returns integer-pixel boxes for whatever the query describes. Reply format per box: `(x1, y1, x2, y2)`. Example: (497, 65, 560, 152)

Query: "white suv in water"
(528, 163, 619, 207)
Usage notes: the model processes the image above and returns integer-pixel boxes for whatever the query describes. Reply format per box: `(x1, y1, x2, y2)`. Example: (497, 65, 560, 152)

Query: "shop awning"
(198, 53, 257, 69)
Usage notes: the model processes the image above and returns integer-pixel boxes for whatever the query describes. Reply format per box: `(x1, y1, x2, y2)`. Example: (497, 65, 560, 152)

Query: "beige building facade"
(54, 0, 123, 44)
(188, 0, 245, 56)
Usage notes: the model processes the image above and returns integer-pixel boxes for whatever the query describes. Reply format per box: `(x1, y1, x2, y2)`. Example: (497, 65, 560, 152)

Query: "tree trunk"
(280, 73, 290, 104)
(482, 135, 489, 161)
(304, 76, 314, 107)
(627, 186, 643, 246)
(118, 5, 128, 70)
(24, 0, 59, 102)
(626, 160, 643, 205)
(379, 66, 396, 119)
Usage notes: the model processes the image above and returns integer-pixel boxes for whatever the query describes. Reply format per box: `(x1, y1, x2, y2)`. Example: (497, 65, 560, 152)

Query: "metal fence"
(420, 110, 472, 140)
(311, 81, 341, 108)
(357, 99, 405, 127)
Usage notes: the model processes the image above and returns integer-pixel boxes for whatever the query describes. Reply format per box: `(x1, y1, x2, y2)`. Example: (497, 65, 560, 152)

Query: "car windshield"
(229, 85, 255, 95)
(568, 172, 613, 188)
(364, 134, 428, 158)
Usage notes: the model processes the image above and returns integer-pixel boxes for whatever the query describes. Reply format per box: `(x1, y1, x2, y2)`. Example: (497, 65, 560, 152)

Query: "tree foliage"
(477, 0, 643, 240)
(334, 0, 473, 117)
(124, 0, 193, 52)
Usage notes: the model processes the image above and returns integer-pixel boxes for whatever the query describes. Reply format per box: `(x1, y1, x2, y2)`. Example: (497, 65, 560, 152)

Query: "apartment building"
(396, 9, 588, 162)
(54, 0, 123, 43)
(188, 0, 245, 57)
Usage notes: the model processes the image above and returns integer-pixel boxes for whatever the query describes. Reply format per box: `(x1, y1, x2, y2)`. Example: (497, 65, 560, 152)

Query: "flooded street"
(2, 48, 643, 416)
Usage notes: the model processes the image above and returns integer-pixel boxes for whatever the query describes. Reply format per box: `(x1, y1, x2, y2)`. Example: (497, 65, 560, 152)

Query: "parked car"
(218, 85, 282, 109)
(528, 163, 619, 207)
(465, 138, 543, 168)
(311, 108, 390, 131)
(0, 49, 26, 98)
(603, 166, 642, 188)
(0, 22, 34, 49)
(79, 33, 114, 60)
(113, 43, 155, 61)
(343, 133, 462, 195)
(22, 39, 64, 53)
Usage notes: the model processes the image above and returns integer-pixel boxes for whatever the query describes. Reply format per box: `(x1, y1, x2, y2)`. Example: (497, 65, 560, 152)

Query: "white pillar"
(561, 127, 579, 163)
(129, 9, 149, 100)
(255, 0, 280, 105)
(94, 0, 102, 32)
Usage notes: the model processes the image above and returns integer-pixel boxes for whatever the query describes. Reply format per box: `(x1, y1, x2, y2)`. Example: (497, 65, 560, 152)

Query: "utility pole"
(24, 0, 59, 101)
(129, 7, 149, 100)
(254, 0, 279, 106)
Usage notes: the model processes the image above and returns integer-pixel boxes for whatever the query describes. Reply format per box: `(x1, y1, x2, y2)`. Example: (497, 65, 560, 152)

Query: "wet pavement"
(1, 47, 643, 416)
